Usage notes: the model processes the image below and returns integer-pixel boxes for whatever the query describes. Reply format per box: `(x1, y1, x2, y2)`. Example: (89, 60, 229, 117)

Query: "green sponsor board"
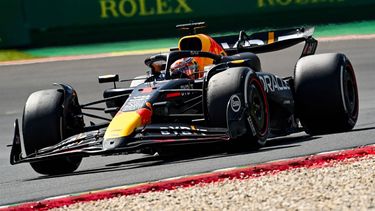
(1, 0, 375, 48)
(23, 0, 371, 25)
(0, 0, 29, 48)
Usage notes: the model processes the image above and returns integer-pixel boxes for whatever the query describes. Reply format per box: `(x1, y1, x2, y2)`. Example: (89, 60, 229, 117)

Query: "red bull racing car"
(9, 22, 358, 175)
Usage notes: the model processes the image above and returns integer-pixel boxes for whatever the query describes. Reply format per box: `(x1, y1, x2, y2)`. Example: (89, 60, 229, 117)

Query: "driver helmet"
(170, 57, 198, 80)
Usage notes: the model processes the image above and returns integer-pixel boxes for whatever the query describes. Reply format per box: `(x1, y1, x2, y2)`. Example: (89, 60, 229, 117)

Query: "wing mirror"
(98, 74, 119, 88)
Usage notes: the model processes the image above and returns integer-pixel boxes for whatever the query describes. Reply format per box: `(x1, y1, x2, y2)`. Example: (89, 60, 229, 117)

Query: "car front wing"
(9, 119, 230, 165)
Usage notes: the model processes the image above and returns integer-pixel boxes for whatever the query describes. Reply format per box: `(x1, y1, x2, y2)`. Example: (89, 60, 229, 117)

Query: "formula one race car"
(9, 22, 359, 175)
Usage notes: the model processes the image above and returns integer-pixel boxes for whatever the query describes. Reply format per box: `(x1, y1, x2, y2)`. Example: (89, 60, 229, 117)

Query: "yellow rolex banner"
(1, 0, 374, 48)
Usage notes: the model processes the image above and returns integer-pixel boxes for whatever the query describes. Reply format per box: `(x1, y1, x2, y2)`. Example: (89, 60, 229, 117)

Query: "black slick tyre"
(294, 53, 359, 135)
(207, 67, 269, 149)
(23, 89, 82, 175)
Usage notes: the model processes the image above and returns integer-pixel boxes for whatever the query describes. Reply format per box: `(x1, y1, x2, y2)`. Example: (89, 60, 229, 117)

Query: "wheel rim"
(248, 78, 268, 137)
(342, 63, 358, 119)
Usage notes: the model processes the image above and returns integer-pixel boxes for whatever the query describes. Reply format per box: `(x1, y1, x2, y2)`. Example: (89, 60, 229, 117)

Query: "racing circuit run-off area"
(2, 145, 375, 210)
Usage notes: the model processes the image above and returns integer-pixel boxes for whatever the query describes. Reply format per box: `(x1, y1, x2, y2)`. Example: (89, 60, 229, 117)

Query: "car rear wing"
(213, 27, 318, 58)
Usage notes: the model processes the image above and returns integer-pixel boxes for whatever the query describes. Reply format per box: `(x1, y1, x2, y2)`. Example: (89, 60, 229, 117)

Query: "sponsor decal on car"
(257, 74, 290, 93)
(180, 84, 193, 96)
(160, 126, 207, 135)
(122, 95, 151, 111)
(230, 95, 241, 112)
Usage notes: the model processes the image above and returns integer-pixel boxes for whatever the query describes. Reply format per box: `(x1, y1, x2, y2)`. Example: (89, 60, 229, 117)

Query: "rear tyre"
(23, 89, 82, 175)
(207, 67, 269, 149)
(294, 53, 359, 135)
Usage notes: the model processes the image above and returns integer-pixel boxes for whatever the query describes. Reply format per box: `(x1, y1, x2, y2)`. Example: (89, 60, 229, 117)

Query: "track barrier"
(1, 0, 375, 48)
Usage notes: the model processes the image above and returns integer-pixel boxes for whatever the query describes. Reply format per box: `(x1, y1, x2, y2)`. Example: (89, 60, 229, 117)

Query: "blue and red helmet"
(170, 57, 198, 79)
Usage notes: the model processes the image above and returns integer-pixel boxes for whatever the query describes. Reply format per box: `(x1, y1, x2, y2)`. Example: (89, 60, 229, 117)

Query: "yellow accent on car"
(178, 34, 227, 77)
(268, 32, 275, 44)
(103, 112, 142, 140)
(231, 60, 245, 64)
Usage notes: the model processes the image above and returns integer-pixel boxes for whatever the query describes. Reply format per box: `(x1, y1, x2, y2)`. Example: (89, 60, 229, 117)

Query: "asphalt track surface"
(0, 39, 374, 205)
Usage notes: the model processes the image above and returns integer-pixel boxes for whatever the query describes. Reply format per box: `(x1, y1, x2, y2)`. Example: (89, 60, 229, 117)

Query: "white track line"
(0, 48, 169, 67)
(318, 34, 375, 42)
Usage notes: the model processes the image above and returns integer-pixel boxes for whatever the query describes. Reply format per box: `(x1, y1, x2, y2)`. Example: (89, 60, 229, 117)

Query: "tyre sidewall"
(207, 67, 269, 149)
(22, 89, 82, 175)
(294, 53, 359, 134)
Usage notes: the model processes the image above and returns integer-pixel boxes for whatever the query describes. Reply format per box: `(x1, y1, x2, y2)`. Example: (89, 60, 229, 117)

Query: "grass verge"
(0, 50, 37, 62)
(1, 20, 375, 62)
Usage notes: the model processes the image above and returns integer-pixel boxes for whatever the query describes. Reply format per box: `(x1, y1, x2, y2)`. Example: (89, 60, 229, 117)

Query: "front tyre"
(23, 89, 82, 175)
(294, 53, 359, 135)
(207, 67, 269, 149)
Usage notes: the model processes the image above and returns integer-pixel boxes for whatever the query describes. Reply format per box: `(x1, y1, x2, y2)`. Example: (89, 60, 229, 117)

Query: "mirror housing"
(98, 74, 119, 84)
